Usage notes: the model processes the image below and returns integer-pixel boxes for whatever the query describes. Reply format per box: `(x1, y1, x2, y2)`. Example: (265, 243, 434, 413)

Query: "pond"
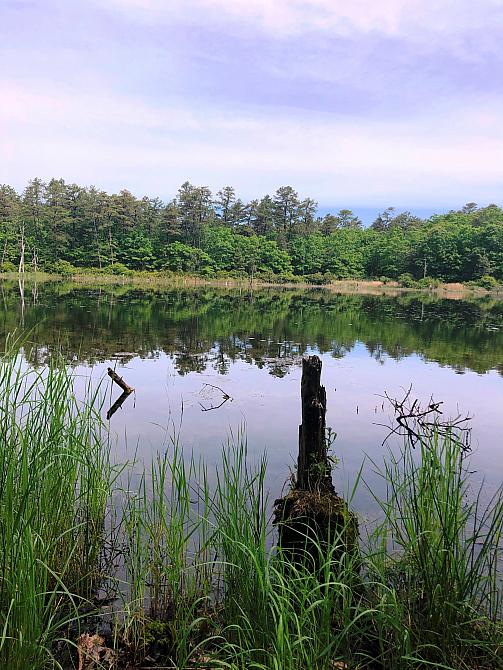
(2, 280, 502, 517)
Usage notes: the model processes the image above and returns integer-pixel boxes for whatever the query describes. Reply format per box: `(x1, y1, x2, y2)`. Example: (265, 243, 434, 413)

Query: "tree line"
(1, 179, 502, 283)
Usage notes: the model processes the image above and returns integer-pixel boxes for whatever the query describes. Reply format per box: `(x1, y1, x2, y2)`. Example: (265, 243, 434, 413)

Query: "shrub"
(415, 276, 441, 288)
(475, 275, 499, 289)
(0, 261, 17, 273)
(77, 266, 106, 275)
(397, 272, 417, 288)
(104, 262, 133, 276)
(46, 260, 77, 276)
(305, 272, 331, 285)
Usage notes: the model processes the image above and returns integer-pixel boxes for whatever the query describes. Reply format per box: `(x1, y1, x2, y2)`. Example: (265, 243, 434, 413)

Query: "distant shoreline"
(1, 271, 502, 299)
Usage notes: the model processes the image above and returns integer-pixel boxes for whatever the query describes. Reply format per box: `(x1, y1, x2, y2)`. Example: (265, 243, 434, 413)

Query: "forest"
(1, 178, 502, 284)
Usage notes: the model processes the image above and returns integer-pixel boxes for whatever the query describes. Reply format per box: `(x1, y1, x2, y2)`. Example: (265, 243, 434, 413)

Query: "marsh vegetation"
(0, 336, 501, 669)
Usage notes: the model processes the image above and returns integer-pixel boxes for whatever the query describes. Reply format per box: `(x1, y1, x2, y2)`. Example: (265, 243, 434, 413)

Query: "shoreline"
(1, 271, 502, 299)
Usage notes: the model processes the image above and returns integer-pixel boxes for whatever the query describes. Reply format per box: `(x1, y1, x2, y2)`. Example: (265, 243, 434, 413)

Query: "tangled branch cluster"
(378, 385, 472, 452)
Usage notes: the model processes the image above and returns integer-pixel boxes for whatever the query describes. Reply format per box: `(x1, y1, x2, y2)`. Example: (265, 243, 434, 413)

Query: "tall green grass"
(116, 427, 501, 669)
(118, 440, 214, 667)
(0, 337, 113, 669)
(0, 337, 501, 669)
(365, 430, 503, 668)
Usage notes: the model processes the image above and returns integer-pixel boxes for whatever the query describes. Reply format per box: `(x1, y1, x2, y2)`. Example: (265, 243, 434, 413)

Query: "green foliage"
(1, 179, 503, 283)
(367, 227, 415, 278)
(0, 261, 17, 273)
(324, 228, 366, 278)
(104, 262, 133, 276)
(475, 275, 499, 289)
(117, 424, 502, 670)
(415, 276, 441, 288)
(161, 241, 214, 274)
(0, 336, 501, 668)
(0, 339, 112, 669)
(304, 272, 331, 285)
(45, 259, 77, 276)
(368, 426, 503, 668)
(117, 229, 155, 270)
(398, 272, 417, 287)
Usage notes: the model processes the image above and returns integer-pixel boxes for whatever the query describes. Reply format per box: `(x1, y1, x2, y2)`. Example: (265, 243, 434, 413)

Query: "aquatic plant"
(0, 336, 501, 669)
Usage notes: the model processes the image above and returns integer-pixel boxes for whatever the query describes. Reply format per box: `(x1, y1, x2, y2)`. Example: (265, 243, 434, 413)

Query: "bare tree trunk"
(18, 275, 25, 325)
(18, 224, 25, 275)
(32, 247, 38, 274)
(108, 228, 114, 265)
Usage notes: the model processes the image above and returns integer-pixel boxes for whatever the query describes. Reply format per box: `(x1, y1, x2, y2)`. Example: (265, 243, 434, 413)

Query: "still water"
(2, 281, 502, 517)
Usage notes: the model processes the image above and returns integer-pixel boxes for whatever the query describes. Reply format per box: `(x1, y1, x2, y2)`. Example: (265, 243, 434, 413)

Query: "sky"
(1, 0, 503, 214)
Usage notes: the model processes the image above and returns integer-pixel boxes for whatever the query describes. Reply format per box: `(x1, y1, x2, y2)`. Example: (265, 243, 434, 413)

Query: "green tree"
(118, 229, 155, 270)
(371, 207, 395, 231)
(178, 182, 214, 247)
(324, 229, 366, 278)
(251, 196, 275, 236)
(336, 209, 362, 229)
(273, 186, 299, 244)
(160, 199, 182, 244)
(161, 241, 213, 273)
(215, 186, 236, 227)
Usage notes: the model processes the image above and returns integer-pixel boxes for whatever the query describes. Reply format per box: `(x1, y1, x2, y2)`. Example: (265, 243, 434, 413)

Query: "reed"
(0, 335, 113, 669)
(365, 428, 503, 668)
(0, 336, 501, 669)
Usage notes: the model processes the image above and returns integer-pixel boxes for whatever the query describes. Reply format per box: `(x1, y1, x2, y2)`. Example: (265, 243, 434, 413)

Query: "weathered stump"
(296, 355, 331, 492)
(274, 355, 357, 562)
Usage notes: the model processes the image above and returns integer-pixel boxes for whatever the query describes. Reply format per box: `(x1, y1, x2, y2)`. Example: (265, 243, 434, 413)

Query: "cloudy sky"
(1, 0, 503, 212)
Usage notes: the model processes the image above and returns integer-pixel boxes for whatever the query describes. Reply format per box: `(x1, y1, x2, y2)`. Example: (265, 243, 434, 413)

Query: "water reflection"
(0, 281, 502, 376)
(1, 280, 502, 513)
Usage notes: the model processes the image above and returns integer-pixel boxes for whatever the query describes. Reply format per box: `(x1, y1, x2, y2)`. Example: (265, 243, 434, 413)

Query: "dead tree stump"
(274, 355, 357, 562)
(297, 355, 332, 492)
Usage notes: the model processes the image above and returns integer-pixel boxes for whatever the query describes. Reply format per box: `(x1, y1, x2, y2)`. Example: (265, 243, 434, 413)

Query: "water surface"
(2, 281, 502, 517)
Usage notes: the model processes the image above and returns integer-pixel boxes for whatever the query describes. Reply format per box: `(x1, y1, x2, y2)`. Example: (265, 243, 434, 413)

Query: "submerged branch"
(378, 384, 472, 451)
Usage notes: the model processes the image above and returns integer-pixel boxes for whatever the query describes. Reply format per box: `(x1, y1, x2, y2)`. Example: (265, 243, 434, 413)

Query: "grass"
(0, 335, 114, 669)
(0, 338, 501, 669)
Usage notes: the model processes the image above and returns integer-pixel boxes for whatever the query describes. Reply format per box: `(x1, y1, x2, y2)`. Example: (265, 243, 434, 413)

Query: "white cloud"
(97, 0, 503, 46)
(2, 80, 503, 205)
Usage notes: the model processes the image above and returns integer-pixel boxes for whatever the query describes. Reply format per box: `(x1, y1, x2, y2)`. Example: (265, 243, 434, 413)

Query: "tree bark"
(296, 355, 333, 492)
(274, 355, 357, 561)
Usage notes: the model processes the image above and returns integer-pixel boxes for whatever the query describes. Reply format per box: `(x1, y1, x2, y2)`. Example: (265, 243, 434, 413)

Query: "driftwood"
(107, 367, 134, 394)
(377, 385, 472, 452)
(106, 367, 134, 420)
(274, 355, 357, 560)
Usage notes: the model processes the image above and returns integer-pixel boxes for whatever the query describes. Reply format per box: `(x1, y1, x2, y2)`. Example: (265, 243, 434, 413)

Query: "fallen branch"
(201, 383, 230, 400)
(107, 367, 134, 394)
(377, 385, 472, 451)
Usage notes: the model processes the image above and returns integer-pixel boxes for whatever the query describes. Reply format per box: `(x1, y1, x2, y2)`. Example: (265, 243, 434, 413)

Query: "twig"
(377, 385, 472, 451)
(201, 383, 231, 400)
(198, 383, 232, 411)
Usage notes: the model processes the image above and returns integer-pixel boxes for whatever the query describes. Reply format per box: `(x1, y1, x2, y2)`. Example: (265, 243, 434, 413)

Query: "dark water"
(2, 281, 503, 517)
